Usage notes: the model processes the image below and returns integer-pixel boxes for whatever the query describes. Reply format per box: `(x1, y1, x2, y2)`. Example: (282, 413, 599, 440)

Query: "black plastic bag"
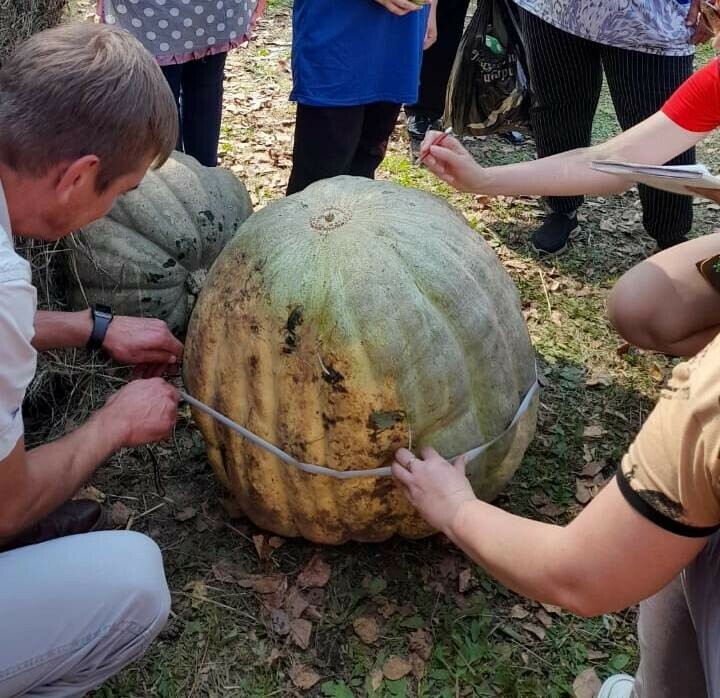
(445, 0, 531, 136)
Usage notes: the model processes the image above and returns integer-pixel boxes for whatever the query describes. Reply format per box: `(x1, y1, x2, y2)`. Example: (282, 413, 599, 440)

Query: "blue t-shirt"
(290, 0, 430, 107)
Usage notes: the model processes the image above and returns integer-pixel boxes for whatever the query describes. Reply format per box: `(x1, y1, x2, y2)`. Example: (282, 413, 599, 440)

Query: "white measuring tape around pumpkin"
(179, 380, 539, 480)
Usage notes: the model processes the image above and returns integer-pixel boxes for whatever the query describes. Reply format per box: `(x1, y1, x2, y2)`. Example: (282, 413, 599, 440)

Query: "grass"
(24, 2, 719, 696)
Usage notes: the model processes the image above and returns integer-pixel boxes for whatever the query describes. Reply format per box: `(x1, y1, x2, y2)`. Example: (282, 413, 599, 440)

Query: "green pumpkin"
(66, 151, 252, 335)
(184, 176, 537, 544)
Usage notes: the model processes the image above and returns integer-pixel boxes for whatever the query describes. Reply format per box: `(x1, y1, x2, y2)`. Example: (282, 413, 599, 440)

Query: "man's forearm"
(33, 310, 92, 352)
(2, 411, 123, 538)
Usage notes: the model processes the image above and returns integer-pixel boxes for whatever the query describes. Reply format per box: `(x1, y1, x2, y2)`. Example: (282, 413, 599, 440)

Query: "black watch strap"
(87, 304, 114, 350)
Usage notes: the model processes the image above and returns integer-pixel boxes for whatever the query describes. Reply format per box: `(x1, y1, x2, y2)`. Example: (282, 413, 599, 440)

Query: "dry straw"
(0, 0, 70, 65)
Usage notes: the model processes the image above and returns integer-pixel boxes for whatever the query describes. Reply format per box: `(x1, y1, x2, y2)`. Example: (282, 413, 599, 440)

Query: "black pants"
(405, 0, 471, 119)
(520, 9, 694, 246)
(287, 102, 401, 195)
(161, 52, 227, 167)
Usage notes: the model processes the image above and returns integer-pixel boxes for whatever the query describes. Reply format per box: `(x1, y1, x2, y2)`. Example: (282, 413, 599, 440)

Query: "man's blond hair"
(0, 23, 178, 190)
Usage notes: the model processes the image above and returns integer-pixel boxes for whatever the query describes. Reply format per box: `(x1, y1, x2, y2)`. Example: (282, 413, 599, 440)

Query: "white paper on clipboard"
(590, 160, 720, 197)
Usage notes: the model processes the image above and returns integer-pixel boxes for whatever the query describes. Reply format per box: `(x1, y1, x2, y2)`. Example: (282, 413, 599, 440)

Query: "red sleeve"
(662, 59, 720, 133)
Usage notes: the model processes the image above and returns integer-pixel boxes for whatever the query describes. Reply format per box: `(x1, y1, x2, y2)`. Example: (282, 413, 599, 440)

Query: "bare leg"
(608, 233, 720, 357)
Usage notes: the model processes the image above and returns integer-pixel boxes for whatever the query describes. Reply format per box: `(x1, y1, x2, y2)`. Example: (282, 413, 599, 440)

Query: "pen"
(416, 127, 453, 165)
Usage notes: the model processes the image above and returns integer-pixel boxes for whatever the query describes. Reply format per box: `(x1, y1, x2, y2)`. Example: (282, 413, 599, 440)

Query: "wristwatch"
(87, 304, 114, 350)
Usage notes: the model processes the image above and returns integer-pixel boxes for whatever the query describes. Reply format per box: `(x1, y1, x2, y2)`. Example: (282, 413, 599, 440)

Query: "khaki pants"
(0, 531, 170, 697)
(635, 533, 720, 697)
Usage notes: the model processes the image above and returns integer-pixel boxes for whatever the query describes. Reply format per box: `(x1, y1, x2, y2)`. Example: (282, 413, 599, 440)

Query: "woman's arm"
(392, 448, 708, 616)
(420, 113, 709, 197)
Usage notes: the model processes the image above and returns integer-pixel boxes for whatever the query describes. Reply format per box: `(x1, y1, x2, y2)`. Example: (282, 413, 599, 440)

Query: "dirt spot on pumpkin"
(283, 305, 304, 354)
(321, 364, 348, 394)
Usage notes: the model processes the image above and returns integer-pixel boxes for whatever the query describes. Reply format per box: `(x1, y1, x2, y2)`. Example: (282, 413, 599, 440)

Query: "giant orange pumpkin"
(185, 177, 537, 544)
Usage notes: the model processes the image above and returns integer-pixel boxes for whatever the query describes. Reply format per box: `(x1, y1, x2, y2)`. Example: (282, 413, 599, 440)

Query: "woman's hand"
(392, 447, 477, 533)
(424, 0, 438, 49)
(419, 131, 489, 192)
(689, 186, 720, 203)
(375, 0, 428, 16)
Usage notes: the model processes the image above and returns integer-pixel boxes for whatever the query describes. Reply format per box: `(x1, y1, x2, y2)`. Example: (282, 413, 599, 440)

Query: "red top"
(662, 59, 720, 133)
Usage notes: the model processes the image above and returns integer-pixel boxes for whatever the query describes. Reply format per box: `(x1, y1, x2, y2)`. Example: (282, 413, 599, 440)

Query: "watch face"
(94, 304, 113, 317)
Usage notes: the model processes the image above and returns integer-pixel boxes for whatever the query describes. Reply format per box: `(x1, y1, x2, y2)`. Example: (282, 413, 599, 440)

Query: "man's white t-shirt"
(0, 181, 37, 460)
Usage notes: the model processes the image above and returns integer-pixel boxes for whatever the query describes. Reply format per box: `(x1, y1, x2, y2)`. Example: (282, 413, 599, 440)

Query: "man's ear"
(55, 155, 101, 204)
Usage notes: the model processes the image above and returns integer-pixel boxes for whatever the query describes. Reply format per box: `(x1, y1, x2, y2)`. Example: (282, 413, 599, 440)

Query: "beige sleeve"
(619, 385, 720, 536)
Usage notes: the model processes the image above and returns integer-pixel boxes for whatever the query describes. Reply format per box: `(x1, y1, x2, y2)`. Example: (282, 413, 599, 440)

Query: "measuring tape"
(181, 378, 538, 480)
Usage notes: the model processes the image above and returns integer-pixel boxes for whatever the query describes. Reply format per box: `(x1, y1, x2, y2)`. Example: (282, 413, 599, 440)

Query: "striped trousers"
(519, 8, 695, 247)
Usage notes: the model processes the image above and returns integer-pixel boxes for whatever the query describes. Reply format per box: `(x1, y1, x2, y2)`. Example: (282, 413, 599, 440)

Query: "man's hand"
(103, 316, 184, 378)
(392, 446, 477, 533)
(419, 131, 489, 193)
(688, 0, 714, 44)
(375, 0, 428, 16)
(424, 0, 438, 49)
(100, 378, 180, 448)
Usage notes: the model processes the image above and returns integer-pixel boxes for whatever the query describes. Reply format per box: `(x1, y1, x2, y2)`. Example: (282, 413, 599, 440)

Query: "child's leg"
(287, 104, 364, 195)
(349, 102, 402, 179)
(607, 234, 720, 357)
(179, 52, 228, 166)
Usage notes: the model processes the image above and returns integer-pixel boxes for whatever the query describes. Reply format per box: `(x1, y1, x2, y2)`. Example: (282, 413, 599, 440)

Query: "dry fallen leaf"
(250, 575, 286, 595)
(75, 485, 106, 503)
(538, 502, 564, 518)
(184, 580, 208, 609)
(264, 648, 282, 667)
(438, 556, 460, 580)
(304, 588, 326, 606)
(270, 609, 290, 636)
(409, 628, 433, 661)
(573, 667, 602, 698)
(550, 310, 563, 326)
(286, 586, 309, 620)
(586, 650, 609, 661)
(650, 363, 665, 383)
(211, 559, 240, 584)
(253, 534, 271, 560)
(268, 536, 286, 549)
(409, 652, 427, 679)
(522, 623, 547, 641)
(458, 568, 473, 593)
(531, 493, 551, 507)
(369, 668, 384, 691)
(111, 501, 132, 527)
(382, 656, 412, 681)
(536, 609, 553, 629)
(575, 479, 593, 505)
(353, 616, 380, 644)
(297, 553, 332, 589)
(174, 506, 197, 522)
(290, 618, 313, 649)
(585, 370, 612, 387)
(583, 425, 605, 439)
(379, 602, 398, 619)
(580, 461, 605, 478)
(510, 605, 530, 620)
(540, 603, 562, 615)
(289, 664, 321, 690)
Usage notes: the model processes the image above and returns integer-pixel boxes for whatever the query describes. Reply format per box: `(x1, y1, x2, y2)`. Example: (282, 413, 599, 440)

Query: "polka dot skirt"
(101, 0, 261, 63)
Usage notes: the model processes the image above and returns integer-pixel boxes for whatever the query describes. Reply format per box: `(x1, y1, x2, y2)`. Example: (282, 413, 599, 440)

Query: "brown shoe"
(0, 499, 107, 553)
